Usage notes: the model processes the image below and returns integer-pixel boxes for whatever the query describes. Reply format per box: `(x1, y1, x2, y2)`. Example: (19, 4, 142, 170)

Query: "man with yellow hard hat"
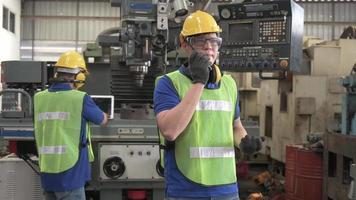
(34, 51, 108, 200)
(154, 10, 261, 199)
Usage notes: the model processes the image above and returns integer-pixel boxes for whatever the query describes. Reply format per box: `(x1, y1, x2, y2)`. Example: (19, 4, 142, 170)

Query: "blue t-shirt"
(153, 67, 240, 198)
(40, 83, 104, 192)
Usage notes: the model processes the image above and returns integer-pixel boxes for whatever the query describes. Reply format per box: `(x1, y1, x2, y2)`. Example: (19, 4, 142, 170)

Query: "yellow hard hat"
(180, 10, 222, 38)
(54, 51, 88, 75)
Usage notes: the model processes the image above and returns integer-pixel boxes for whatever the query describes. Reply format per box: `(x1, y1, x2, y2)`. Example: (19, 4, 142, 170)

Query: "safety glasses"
(186, 36, 222, 49)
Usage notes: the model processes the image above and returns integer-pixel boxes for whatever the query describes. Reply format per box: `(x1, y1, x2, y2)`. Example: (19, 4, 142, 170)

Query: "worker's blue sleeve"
(153, 75, 181, 115)
(83, 95, 104, 125)
(235, 95, 240, 119)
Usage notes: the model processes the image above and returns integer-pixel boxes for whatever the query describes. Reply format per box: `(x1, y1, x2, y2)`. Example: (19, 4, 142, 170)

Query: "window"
(2, 6, 15, 33)
(265, 106, 273, 138)
(343, 156, 353, 184)
(9, 12, 15, 33)
(328, 152, 336, 177)
(2, 6, 8, 30)
(280, 92, 288, 112)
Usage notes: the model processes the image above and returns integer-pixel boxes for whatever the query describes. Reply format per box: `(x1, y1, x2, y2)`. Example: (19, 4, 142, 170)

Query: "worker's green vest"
(34, 89, 94, 173)
(165, 71, 238, 186)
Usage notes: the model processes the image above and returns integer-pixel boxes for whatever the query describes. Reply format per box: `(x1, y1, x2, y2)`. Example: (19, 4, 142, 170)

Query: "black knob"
(263, 62, 269, 68)
(221, 63, 225, 69)
(228, 63, 233, 69)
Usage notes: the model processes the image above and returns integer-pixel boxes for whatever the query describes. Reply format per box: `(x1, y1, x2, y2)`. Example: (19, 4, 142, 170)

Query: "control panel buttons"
(258, 20, 287, 43)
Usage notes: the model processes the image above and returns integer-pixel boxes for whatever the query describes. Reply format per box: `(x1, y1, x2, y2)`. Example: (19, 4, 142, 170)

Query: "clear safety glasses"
(186, 36, 223, 49)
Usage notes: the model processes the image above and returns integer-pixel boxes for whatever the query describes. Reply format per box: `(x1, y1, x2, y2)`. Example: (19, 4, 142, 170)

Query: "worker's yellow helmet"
(54, 51, 88, 75)
(180, 10, 222, 38)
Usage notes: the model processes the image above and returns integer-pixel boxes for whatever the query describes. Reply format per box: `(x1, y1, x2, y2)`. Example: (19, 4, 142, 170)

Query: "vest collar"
(49, 83, 73, 92)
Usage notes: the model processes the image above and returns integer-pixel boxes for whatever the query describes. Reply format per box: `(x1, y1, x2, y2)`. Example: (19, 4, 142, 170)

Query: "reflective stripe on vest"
(39, 146, 67, 154)
(37, 112, 70, 121)
(166, 70, 238, 186)
(196, 100, 232, 111)
(34, 89, 93, 173)
(190, 147, 235, 158)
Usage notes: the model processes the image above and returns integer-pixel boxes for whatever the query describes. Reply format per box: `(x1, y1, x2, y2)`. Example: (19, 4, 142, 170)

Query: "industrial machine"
(258, 38, 356, 163)
(341, 65, 356, 136)
(82, 0, 184, 198)
(0, 154, 43, 200)
(323, 63, 356, 200)
(0, 0, 304, 199)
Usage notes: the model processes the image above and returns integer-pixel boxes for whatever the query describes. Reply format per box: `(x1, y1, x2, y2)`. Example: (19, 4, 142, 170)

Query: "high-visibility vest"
(34, 89, 94, 173)
(164, 71, 238, 186)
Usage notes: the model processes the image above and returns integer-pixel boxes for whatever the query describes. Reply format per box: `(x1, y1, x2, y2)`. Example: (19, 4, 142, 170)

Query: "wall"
(0, 0, 21, 154)
(0, 0, 21, 62)
(20, 0, 120, 61)
(299, 2, 356, 40)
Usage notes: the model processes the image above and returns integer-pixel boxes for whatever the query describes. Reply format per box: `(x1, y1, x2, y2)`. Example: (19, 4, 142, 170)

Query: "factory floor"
(237, 154, 285, 200)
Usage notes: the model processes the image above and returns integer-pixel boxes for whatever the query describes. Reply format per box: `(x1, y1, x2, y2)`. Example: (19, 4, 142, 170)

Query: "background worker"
(154, 10, 262, 200)
(34, 51, 108, 200)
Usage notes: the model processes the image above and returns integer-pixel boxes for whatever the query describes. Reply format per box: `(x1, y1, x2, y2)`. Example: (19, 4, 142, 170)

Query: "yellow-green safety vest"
(162, 70, 238, 186)
(34, 89, 94, 173)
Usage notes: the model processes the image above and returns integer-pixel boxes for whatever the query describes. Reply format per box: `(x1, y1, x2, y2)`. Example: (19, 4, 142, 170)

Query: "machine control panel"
(218, 0, 304, 73)
(99, 144, 162, 180)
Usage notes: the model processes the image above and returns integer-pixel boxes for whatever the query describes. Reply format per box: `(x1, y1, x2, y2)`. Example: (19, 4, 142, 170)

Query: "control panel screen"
(91, 95, 114, 119)
(245, 4, 277, 12)
(229, 23, 253, 43)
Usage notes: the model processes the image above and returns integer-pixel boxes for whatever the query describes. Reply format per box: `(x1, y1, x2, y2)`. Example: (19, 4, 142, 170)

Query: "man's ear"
(180, 40, 191, 55)
(180, 40, 189, 48)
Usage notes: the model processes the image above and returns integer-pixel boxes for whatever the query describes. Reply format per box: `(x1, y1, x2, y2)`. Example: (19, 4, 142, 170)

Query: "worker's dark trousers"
(44, 187, 86, 200)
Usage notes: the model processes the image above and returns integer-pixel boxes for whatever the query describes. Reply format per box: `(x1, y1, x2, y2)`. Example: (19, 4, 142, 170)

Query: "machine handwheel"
(103, 156, 126, 179)
(156, 159, 164, 177)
